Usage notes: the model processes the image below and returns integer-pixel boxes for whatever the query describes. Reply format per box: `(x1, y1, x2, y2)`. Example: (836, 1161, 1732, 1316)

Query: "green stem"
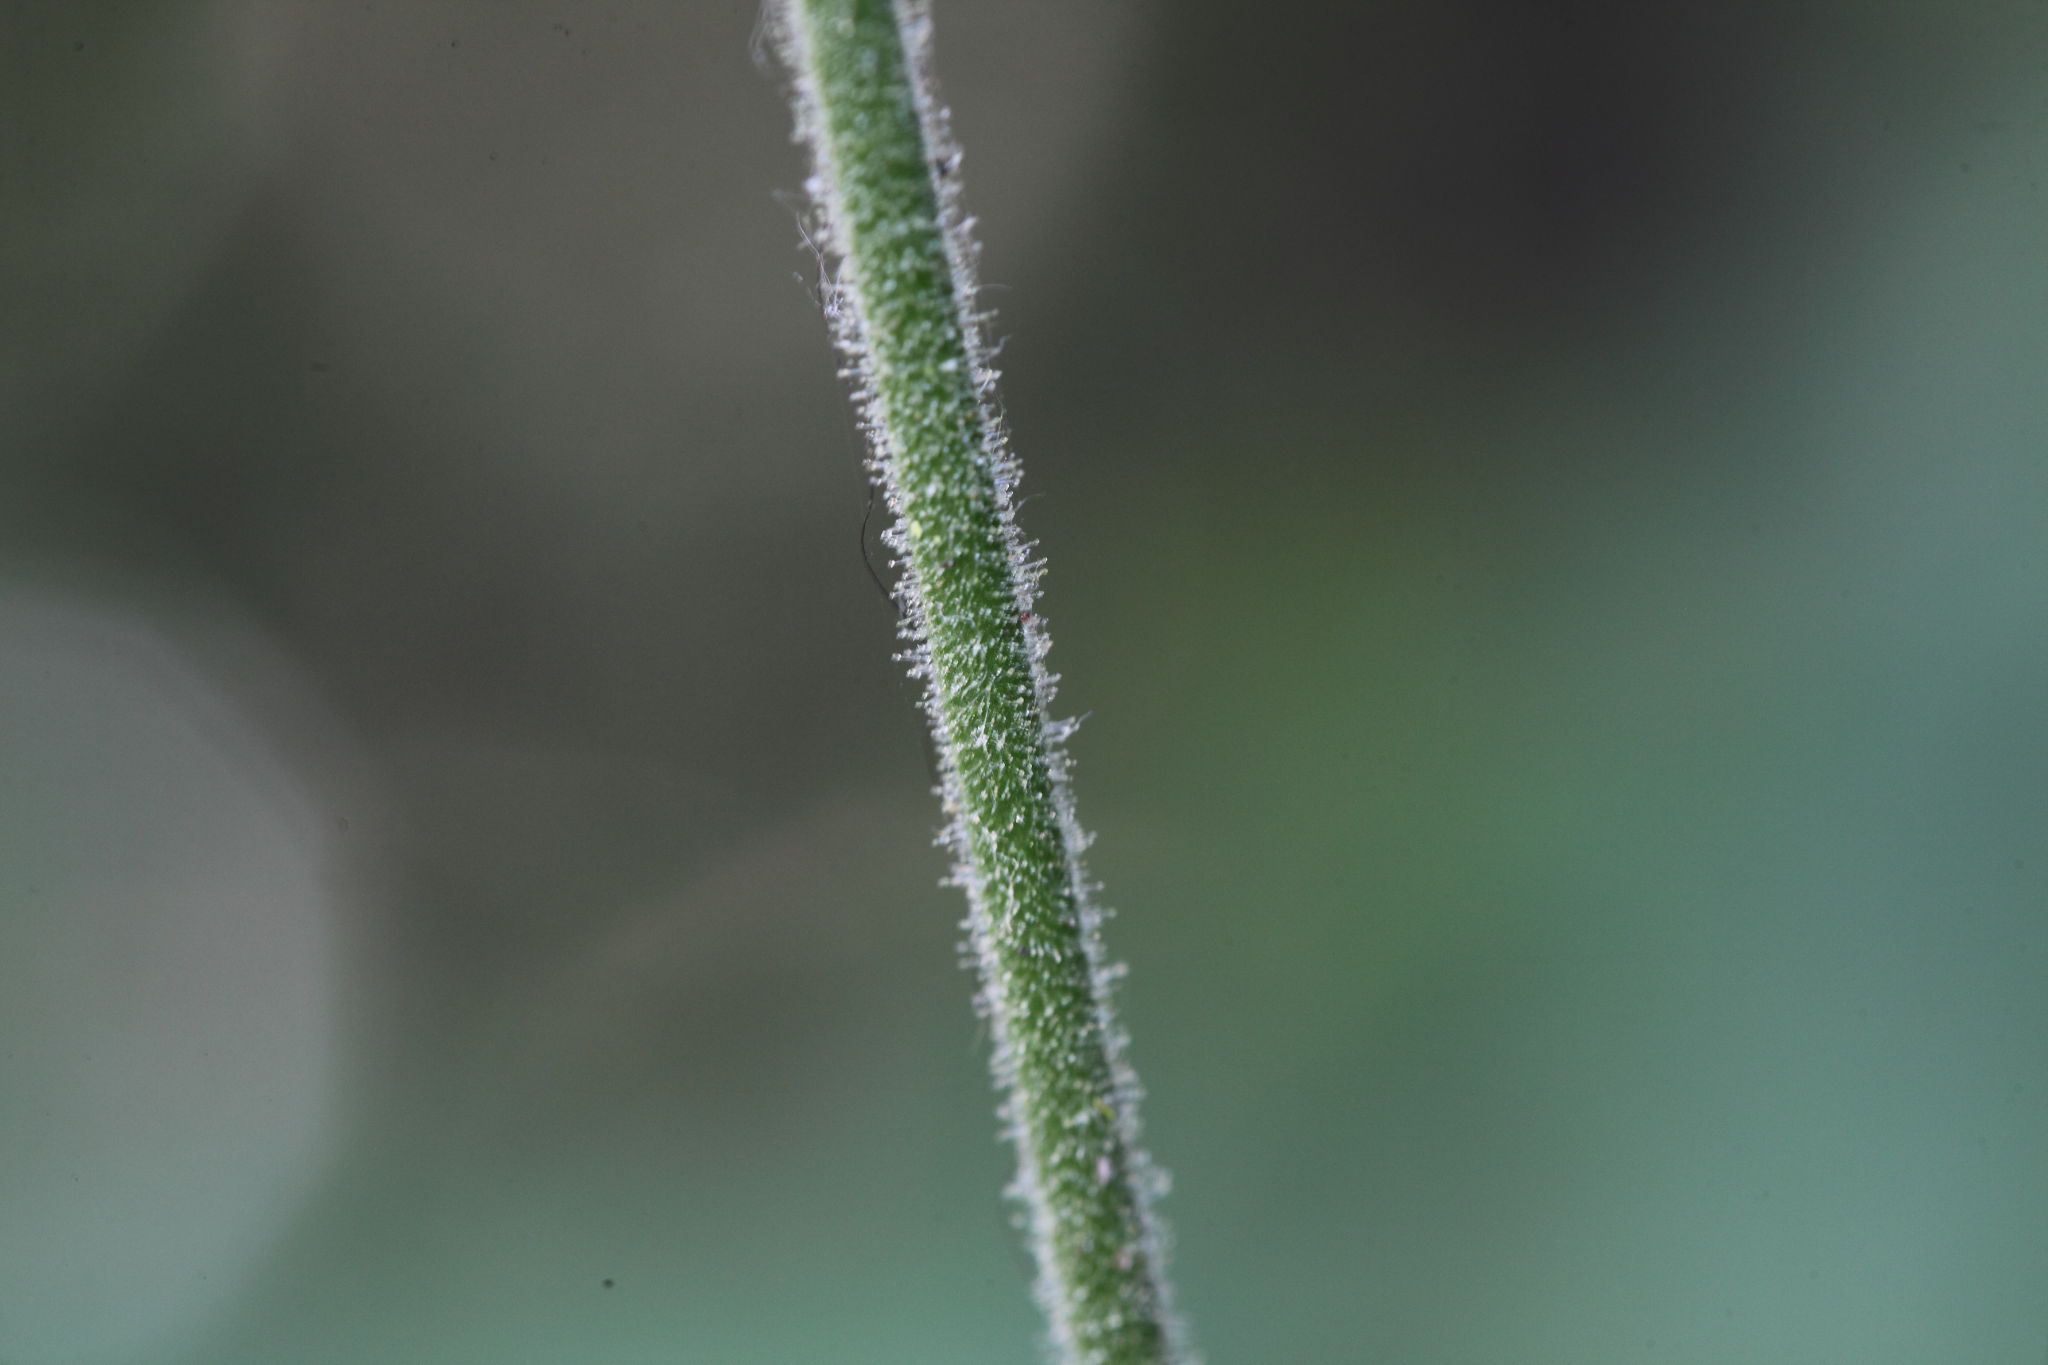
(774, 4, 1189, 1362)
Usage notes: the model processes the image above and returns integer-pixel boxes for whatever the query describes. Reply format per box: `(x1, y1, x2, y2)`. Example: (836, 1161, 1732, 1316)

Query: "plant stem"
(774, 4, 1189, 1362)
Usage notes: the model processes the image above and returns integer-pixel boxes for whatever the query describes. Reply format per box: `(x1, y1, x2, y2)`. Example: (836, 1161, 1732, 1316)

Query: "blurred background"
(4, 1, 2046, 1361)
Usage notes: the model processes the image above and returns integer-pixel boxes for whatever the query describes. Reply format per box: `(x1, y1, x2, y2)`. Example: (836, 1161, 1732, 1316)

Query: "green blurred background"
(4, 2, 2046, 1361)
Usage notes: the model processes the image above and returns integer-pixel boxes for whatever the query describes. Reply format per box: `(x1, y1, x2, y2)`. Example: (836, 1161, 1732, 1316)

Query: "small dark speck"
(73, 40, 86, 51)
(449, 38, 460, 49)
(310, 360, 331, 373)
(337, 816, 351, 833)
(1961, 162, 1973, 172)
(602, 1278, 615, 1289)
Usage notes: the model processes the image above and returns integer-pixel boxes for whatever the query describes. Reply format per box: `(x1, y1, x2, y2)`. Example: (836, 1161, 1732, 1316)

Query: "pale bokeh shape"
(0, 589, 342, 1365)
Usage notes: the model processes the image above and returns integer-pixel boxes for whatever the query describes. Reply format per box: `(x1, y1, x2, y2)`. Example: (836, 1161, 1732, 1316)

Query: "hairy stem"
(774, 3, 1189, 1362)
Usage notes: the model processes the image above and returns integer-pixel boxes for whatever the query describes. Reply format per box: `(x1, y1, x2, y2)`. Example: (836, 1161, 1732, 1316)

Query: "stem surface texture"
(776, 4, 1190, 1363)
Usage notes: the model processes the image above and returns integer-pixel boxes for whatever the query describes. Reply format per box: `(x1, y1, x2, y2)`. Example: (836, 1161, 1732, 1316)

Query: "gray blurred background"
(4, 2, 2046, 1361)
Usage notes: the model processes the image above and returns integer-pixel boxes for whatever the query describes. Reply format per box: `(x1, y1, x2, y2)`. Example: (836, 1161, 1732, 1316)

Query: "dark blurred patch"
(1046, 0, 1791, 405)
(27, 185, 926, 1015)
(1366, 3, 1737, 320)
